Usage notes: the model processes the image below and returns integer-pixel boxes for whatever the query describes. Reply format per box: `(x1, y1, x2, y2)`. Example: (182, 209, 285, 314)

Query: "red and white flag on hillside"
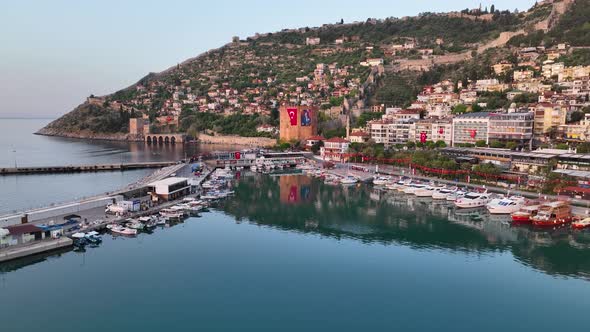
(287, 108, 298, 126)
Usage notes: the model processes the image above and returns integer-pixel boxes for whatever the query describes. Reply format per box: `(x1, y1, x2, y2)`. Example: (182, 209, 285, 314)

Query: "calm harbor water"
(1, 174, 590, 331)
(0, 118, 225, 213)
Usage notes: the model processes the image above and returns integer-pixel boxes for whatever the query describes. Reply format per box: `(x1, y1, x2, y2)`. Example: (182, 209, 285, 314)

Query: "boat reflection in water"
(221, 174, 590, 280)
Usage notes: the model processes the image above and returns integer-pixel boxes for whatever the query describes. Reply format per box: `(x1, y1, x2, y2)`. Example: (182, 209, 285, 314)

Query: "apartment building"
(488, 112, 534, 147)
(452, 112, 490, 146)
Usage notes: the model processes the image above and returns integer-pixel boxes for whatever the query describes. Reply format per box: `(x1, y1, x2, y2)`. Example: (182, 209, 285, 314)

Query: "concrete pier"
(0, 161, 178, 175)
(0, 238, 73, 263)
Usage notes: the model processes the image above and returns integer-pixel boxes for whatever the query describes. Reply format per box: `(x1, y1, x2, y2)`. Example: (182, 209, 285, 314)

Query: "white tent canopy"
(0, 228, 9, 237)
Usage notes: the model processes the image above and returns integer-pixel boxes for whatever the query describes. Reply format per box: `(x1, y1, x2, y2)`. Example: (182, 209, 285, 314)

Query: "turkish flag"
(235, 152, 241, 160)
(287, 108, 298, 126)
(469, 130, 477, 139)
(438, 127, 444, 135)
(289, 185, 298, 202)
(420, 132, 427, 143)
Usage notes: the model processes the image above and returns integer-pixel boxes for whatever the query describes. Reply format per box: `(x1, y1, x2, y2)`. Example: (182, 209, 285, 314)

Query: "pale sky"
(0, 0, 536, 118)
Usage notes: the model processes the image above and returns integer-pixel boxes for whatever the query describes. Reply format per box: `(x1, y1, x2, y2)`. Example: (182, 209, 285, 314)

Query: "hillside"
(38, 0, 584, 140)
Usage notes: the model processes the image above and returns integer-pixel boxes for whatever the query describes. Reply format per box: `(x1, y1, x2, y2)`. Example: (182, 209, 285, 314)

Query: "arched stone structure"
(144, 134, 185, 145)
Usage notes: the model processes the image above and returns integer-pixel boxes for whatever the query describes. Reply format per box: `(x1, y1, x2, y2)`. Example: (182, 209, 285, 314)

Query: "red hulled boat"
(531, 201, 573, 228)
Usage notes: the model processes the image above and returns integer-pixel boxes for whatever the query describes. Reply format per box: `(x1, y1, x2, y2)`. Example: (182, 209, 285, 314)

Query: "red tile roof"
(5, 224, 42, 236)
(325, 137, 350, 143)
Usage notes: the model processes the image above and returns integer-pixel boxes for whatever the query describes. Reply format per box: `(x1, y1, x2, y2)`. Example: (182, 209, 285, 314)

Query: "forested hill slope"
(38, 0, 581, 139)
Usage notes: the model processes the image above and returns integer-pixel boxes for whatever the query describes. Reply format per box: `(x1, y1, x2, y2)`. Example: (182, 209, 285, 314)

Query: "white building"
(147, 177, 190, 201)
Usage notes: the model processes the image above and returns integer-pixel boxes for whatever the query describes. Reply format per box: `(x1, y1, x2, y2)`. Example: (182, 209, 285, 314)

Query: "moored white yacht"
(446, 190, 466, 202)
(414, 185, 437, 197)
(373, 176, 392, 186)
(403, 183, 426, 195)
(340, 175, 359, 185)
(432, 187, 456, 200)
(486, 196, 526, 214)
(454, 192, 493, 208)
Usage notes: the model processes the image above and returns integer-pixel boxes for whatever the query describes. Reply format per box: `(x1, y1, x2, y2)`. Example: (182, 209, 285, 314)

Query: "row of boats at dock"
(70, 168, 237, 249)
(372, 175, 590, 230)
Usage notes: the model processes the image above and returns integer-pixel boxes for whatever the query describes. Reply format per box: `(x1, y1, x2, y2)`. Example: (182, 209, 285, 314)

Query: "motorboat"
(414, 186, 436, 197)
(110, 225, 138, 236)
(531, 201, 573, 227)
(84, 231, 102, 243)
(397, 181, 413, 192)
(403, 183, 426, 195)
(446, 190, 466, 202)
(486, 196, 526, 214)
(201, 193, 221, 200)
(385, 179, 405, 191)
(373, 176, 391, 186)
(125, 220, 145, 230)
(511, 205, 540, 224)
(340, 176, 359, 185)
(432, 187, 456, 200)
(572, 217, 590, 229)
(454, 192, 493, 208)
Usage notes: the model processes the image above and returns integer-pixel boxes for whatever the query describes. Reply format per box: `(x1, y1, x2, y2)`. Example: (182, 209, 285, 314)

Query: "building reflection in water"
(222, 174, 590, 280)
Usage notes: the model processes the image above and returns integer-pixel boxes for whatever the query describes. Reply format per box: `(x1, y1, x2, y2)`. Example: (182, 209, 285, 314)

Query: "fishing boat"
(486, 196, 526, 214)
(160, 208, 184, 219)
(454, 192, 493, 208)
(531, 201, 573, 227)
(572, 217, 590, 229)
(125, 219, 145, 230)
(510, 205, 539, 224)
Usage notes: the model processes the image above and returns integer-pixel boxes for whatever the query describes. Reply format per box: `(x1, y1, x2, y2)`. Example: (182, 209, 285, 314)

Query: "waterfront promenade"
(316, 158, 590, 215)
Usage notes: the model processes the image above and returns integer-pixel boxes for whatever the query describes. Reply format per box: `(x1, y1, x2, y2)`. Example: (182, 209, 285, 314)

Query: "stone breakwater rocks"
(35, 128, 142, 142)
(197, 133, 276, 147)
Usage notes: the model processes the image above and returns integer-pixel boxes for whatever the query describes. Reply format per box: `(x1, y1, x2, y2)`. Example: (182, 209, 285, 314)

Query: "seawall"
(197, 133, 275, 147)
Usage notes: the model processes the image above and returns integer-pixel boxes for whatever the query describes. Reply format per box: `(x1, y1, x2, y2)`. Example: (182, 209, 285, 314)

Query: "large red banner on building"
(420, 131, 427, 143)
(287, 108, 298, 126)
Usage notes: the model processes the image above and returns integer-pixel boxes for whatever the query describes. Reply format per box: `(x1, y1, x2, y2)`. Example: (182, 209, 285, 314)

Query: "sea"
(0, 118, 216, 214)
(1, 119, 590, 331)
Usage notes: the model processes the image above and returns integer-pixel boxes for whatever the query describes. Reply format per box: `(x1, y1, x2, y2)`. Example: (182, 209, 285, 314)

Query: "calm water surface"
(0, 118, 226, 213)
(1, 174, 590, 331)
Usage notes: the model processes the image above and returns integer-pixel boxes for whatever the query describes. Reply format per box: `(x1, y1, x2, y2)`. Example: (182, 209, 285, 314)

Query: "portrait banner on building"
(301, 109, 312, 126)
(287, 108, 298, 126)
